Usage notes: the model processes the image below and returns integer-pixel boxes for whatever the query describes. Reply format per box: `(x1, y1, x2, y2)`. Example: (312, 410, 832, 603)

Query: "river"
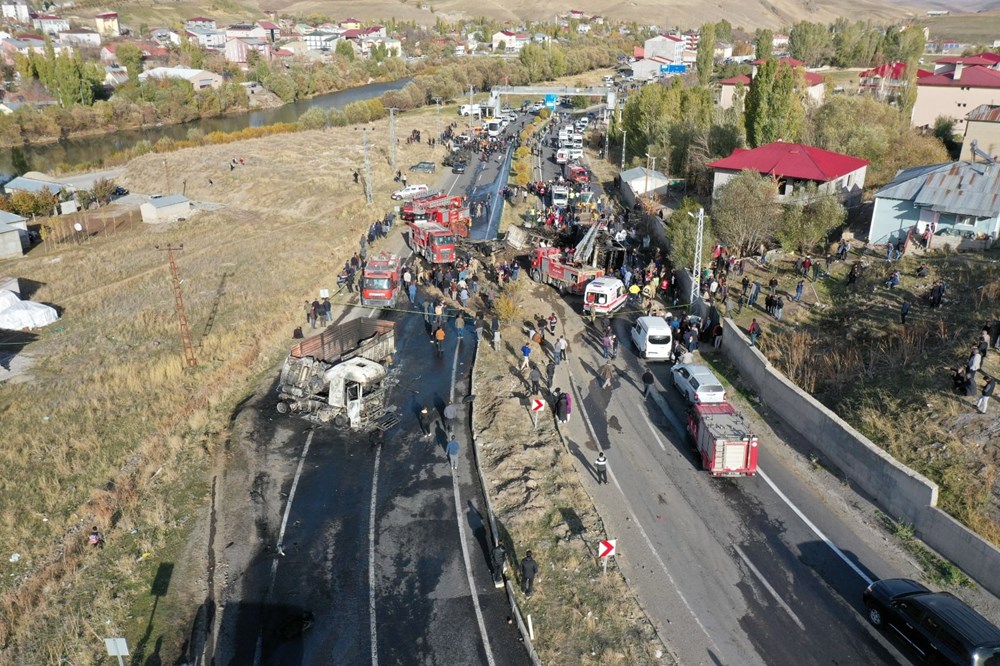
(1, 78, 411, 179)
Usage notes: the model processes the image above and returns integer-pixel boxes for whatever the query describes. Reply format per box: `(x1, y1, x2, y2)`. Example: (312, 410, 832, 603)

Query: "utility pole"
(362, 127, 374, 205)
(620, 129, 627, 171)
(433, 97, 442, 151)
(644, 153, 651, 202)
(163, 158, 170, 193)
(157, 245, 197, 369)
(388, 107, 398, 170)
(691, 207, 705, 305)
(649, 156, 656, 202)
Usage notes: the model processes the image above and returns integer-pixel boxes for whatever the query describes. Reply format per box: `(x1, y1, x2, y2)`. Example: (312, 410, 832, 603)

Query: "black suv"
(864, 578, 1000, 665)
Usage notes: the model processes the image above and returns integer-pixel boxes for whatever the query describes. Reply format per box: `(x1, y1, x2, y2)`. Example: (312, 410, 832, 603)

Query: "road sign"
(544, 93, 558, 109)
(531, 399, 546, 412)
(599, 539, 617, 558)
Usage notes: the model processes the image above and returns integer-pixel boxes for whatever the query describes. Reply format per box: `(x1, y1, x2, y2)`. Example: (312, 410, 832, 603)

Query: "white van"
(486, 119, 502, 138)
(391, 183, 430, 200)
(631, 316, 674, 360)
(555, 148, 570, 164)
(459, 104, 481, 116)
(583, 277, 628, 317)
(567, 148, 584, 161)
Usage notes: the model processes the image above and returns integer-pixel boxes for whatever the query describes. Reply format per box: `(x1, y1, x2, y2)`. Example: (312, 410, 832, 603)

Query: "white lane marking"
(757, 470, 874, 586)
(646, 378, 875, 587)
(639, 407, 667, 451)
(733, 544, 806, 631)
(252, 429, 315, 666)
(369, 442, 383, 666)
(446, 171, 461, 196)
(448, 338, 496, 666)
(567, 372, 721, 655)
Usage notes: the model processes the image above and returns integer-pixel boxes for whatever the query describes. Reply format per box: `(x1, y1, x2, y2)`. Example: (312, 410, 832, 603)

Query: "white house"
(138, 66, 223, 90)
(95, 12, 119, 37)
(32, 15, 70, 35)
(186, 27, 226, 49)
(869, 161, 1000, 248)
(304, 31, 339, 51)
(643, 34, 684, 63)
(58, 28, 101, 47)
(1, 0, 30, 23)
(140, 195, 192, 223)
(150, 27, 181, 46)
(225, 23, 266, 41)
(491, 30, 529, 53)
(185, 17, 216, 31)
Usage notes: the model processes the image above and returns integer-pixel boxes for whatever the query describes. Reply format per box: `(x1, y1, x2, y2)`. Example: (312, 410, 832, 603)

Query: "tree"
(116, 43, 143, 83)
(933, 116, 960, 158)
(715, 19, 733, 43)
(89, 178, 117, 206)
(744, 59, 803, 147)
(712, 169, 781, 256)
(788, 22, 833, 65)
(696, 23, 716, 86)
(336, 39, 355, 61)
(298, 107, 327, 130)
(754, 29, 773, 60)
(777, 183, 846, 253)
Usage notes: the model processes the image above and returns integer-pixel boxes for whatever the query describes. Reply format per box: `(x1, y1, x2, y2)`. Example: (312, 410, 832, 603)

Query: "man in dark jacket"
(520, 551, 538, 596)
(977, 375, 996, 414)
(417, 405, 434, 439)
(641, 368, 655, 398)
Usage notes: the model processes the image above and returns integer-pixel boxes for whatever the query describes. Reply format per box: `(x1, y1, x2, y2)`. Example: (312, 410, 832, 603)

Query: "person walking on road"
(446, 437, 460, 470)
(555, 389, 568, 424)
(602, 333, 613, 359)
(600, 361, 615, 389)
(443, 400, 458, 439)
(491, 543, 507, 587)
(546, 360, 556, 390)
(642, 367, 655, 398)
(519, 343, 532, 371)
(594, 452, 608, 484)
(418, 404, 434, 439)
(433, 325, 446, 357)
(555, 335, 568, 364)
(520, 551, 538, 597)
(454, 313, 465, 339)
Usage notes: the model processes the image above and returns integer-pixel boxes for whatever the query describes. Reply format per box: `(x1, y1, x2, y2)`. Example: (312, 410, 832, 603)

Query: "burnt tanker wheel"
(276, 401, 289, 414)
(333, 413, 349, 428)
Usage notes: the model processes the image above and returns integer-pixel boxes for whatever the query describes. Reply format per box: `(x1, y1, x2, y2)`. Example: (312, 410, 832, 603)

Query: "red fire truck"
(686, 402, 759, 477)
(361, 252, 403, 308)
(408, 221, 457, 264)
(528, 247, 603, 294)
(428, 202, 471, 238)
(401, 193, 464, 222)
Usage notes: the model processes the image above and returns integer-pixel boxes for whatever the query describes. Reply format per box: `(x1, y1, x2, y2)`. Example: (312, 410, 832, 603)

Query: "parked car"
(390, 184, 429, 200)
(864, 578, 1000, 664)
(451, 159, 467, 174)
(409, 161, 436, 174)
(671, 363, 726, 404)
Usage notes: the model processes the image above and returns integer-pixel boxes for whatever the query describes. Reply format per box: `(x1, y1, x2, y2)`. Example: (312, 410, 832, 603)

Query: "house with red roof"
(707, 142, 868, 206)
(95, 12, 119, 37)
(491, 30, 528, 53)
(718, 58, 826, 110)
(858, 61, 931, 101)
(257, 20, 280, 42)
(911, 53, 1000, 130)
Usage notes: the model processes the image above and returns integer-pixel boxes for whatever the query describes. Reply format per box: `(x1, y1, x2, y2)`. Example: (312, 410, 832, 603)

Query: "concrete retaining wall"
(720, 317, 1000, 597)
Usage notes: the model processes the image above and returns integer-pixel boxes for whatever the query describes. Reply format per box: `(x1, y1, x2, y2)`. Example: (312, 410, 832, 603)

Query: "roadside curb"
(468, 335, 542, 666)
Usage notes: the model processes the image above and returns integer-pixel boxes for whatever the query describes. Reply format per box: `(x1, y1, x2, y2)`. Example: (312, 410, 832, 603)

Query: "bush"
(298, 107, 328, 130)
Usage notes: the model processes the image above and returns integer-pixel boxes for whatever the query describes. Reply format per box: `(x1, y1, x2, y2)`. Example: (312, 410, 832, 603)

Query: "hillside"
(104, 0, 913, 30)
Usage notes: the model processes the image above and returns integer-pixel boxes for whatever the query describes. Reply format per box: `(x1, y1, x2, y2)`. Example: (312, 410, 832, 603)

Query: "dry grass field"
(95, 0, 910, 30)
(0, 116, 444, 662)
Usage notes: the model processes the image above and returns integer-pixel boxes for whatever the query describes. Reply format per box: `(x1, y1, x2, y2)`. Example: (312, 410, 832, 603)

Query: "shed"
(0, 210, 31, 258)
(140, 195, 191, 224)
(619, 167, 671, 208)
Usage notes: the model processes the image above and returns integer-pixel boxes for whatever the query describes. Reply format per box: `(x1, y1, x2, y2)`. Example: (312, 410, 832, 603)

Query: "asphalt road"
(214, 124, 529, 665)
(522, 116, 919, 664)
(219, 305, 528, 666)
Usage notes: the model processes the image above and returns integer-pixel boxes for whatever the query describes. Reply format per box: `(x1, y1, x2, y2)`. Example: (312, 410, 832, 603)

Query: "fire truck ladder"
(574, 219, 603, 267)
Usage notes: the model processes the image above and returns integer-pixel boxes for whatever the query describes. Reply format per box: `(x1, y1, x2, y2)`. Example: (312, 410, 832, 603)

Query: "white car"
(671, 363, 726, 404)
(390, 183, 429, 200)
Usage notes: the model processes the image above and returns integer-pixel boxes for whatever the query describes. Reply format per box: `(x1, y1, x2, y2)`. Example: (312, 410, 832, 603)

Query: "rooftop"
(877, 161, 1000, 218)
(707, 142, 869, 182)
(919, 65, 1000, 89)
(146, 194, 189, 209)
(967, 104, 1000, 122)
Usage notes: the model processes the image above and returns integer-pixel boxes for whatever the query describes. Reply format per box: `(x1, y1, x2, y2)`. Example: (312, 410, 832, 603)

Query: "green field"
(924, 12, 1000, 45)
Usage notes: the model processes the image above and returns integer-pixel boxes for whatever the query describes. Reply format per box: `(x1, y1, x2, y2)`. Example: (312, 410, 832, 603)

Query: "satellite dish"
(73, 223, 83, 232)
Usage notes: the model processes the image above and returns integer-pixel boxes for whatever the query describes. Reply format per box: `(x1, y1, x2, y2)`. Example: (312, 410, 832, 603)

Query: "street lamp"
(432, 96, 443, 151)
